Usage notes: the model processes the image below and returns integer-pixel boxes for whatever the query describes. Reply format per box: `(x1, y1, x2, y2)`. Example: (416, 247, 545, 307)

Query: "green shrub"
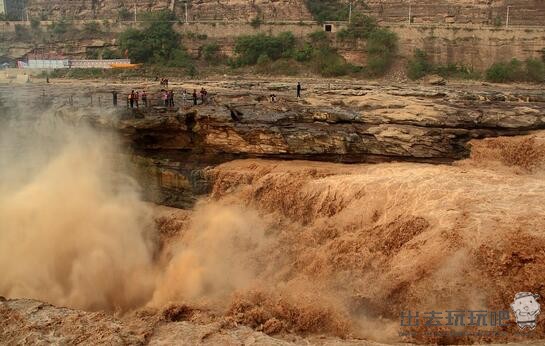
(308, 30, 328, 44)
(257, 54, 272, 65)
(485, 59, 529, 83)
(305, 0, 349, 22)
(118, 8, 133, 21)
(486, 63, 510, 82)
(165, 48, 193, 68)
(366, 28, 398, 76)
(270, 59, 299, 76)
(435, 64, 480, 80)
(139, 10, 176, 22)
(407, 49, 432, 80)
(250, 16, 262, 28)
(335, 12, 397, 77)
(256, 57, 302, 76)
(187, 64, 198, 77)
(525, 59, 545, 82)
(406, 47, 481, 80)
(118, 11, 186, 65)
(234, 32, 296, 65)
(493, 16, 502, 27)
(488, 59, 523, 82)
(102, 48, 121, 59)
(321, 60, 352, 77)
(310, 46, 350, 77)
(233, 27, 354, 77)
(86, 49, 100, 59)
(337, 14, 377, 41)
(50, 19, 72, 37)
(256, 54, 273, 73)
(201, 42, 224, 65)
(433, 63, 459, 78)
(294, 43, 314, 62)
(83, 21, 102, 35)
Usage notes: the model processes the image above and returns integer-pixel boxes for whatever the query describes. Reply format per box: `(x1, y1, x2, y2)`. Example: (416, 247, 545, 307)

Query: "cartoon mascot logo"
(511, 292, 541, 330)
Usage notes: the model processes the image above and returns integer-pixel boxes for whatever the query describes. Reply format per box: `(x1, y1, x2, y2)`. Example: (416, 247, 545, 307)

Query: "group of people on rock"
(158, 77, 169, 87)
(125, 87, 210, 109)
(123, 82, 302, 110)
(161, 89, 176, 107)
(127, 90, 148, 109)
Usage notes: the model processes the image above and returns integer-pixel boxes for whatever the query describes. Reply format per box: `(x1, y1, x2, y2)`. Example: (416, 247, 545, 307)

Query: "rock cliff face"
(25, 0, 311, 21)
(23, 0, 545, 25)
(363, 0, 545, 26)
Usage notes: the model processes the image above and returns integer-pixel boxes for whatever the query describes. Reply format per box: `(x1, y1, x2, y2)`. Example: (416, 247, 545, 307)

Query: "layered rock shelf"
(74, 84, 545, 160)
(46, 81, 545, 207)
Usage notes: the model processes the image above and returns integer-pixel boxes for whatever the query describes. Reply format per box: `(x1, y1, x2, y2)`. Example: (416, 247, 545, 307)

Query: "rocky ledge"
(71, 85, 545, 161)
(52, 83, 545, 208)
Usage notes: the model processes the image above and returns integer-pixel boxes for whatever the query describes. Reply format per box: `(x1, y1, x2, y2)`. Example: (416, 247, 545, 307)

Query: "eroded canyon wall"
(23, 0, 545, 26)
(363, 0, 545, 26)
(24, 0, 312, 21)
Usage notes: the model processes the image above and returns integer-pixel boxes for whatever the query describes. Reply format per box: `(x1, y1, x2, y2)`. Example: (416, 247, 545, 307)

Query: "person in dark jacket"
(169, 90, 175, 107)
(141, 91, 148, 108)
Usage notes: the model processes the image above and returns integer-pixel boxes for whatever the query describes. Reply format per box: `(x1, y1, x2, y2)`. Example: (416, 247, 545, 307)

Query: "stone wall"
(387, 24, 545, 70)
(25, 0, 311, 21)
(23, 0, 545, 26)
(361, 0, 545, 26)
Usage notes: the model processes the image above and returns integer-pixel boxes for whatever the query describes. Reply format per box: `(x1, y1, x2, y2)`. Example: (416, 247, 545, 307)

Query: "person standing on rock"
(296, 82, 302, 98)
(141, 90, 148, 108)
(169, 90, 175, 107)
(135, 91, 140, 108)
(129, 90, 135, 109)
(193, 89, 198, 106)
(200, 87, 208, 104)
(162, 90, 169, 107)
(181, 89, 187, 107)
